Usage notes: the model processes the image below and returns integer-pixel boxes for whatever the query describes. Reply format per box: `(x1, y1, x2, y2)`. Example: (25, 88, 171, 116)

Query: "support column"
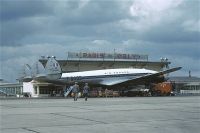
(37, 85, 40, 95)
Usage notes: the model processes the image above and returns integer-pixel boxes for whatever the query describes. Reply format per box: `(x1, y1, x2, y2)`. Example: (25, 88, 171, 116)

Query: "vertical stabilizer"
(32, 61, 46, 77)
(45, 56, 62, 80)
(19, 64, 33, 82)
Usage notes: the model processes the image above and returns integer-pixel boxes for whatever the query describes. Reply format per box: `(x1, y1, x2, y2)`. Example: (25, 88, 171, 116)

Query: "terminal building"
(0, 79, 23, 97)
(169, 76, 200, 95)
(1, 52, 199, 97)
(40, 52, 170, 72)
(23, 52, 171, 97)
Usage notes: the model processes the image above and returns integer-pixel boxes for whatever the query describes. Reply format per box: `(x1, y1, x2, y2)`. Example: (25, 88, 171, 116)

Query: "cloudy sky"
(0, 0, 200, 82)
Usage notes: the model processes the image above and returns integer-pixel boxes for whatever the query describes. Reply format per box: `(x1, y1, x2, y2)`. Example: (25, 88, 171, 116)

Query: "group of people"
(72, 82, 89, 101)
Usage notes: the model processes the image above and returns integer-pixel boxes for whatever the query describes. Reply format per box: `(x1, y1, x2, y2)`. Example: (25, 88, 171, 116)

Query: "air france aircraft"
(20, 57, 181, 87)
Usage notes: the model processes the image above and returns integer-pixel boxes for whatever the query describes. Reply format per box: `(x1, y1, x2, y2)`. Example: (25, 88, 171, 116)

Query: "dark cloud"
(0, 0, 52, 21)
(0, 0, 200, 82)
(117, 0, 200, 43)
(0, 0, 53, 46)
(141, 0, 200, 43)
(123, 40, 200, 59)
(1, 18, 40, 46)
(59, 1, 126, 25)
(141, 25, 200, 43)
(0, 0, 127, 46)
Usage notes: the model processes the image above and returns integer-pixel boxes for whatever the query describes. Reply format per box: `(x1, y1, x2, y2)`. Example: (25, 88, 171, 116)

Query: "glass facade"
(0, 84, 23, 95)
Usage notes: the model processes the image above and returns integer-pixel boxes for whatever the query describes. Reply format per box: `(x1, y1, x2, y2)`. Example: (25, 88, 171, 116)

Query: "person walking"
(83, 83, 89, 101)
(72, 82, 79, 101)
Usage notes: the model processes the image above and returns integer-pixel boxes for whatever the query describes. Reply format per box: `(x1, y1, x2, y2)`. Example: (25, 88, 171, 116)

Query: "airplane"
(20, 56, 182, 88)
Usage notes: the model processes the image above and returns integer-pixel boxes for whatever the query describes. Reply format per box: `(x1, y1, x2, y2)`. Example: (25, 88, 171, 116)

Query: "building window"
(39, 88, 50, 94)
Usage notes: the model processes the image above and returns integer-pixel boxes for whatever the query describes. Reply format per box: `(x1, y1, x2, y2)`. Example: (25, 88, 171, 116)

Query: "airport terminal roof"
(39, 58, 170, 72)
(169, 76, 200, 83)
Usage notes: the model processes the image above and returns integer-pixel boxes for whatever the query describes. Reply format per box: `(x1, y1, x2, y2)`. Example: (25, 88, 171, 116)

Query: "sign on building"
(67, 52, 148, 61)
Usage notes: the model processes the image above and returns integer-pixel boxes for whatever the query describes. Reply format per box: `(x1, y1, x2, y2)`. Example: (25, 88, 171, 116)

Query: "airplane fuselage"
(61, 68, 157, 85)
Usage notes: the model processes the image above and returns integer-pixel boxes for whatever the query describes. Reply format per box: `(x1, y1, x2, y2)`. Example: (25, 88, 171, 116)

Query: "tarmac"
(0, 96, 200, 133)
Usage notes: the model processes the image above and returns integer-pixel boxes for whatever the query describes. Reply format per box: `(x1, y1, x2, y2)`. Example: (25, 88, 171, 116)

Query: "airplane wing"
(99, 67, 182, 86)
(100, 78, 132, 86)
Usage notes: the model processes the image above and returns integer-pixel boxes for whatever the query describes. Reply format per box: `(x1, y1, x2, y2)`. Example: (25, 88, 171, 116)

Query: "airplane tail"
(19, 64, 33, 82)
(32, 61, 46, 80)
(45, 56, 62, 80)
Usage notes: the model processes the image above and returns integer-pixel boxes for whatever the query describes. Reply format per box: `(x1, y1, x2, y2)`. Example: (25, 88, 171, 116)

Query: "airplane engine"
(45, 56, 62, 80)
